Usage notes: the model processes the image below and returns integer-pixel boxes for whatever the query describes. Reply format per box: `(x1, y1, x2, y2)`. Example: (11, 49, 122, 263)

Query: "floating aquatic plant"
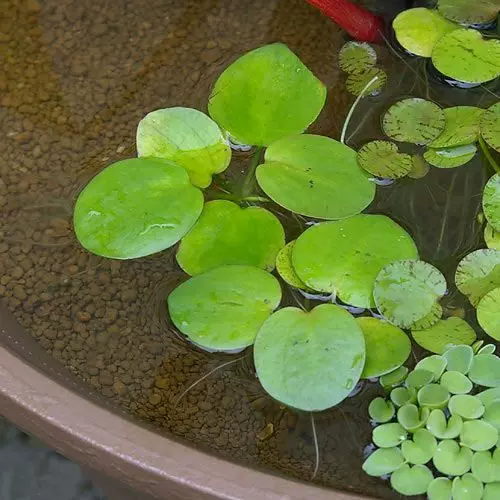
(483, 173, 500, 232)
(423, 144, 478, 169)
(356, 141, 412, 179)
(338, 41, 377, 74)
(437, 0, 500, 26)
(481, 103, 500, 154)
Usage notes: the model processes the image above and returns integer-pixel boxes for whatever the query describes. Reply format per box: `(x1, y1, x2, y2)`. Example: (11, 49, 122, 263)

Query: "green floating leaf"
(469, 354, 500, 387)
(485, 224, 500, 251)
(479, 344, 497, 355)
(431, 29, 500, 84)
(416, 355, 447, 380)
(390, 464, 433, 496)
(477, 287, 500, 341)
(437, 0, 499, 25)
(401, 428, 437, 465)
(440, 371, 473, 395)
(380, 366, 409, 390)
(412, 317, 476, 354)
(424, 144, 477, 169)
(481, 103, 500, 153)
(373, 422, 408, 448)
(357, 317, 411, 378)
(293, 215, 417, 308)
(338, 41, 377, 74)
(449, 394, 485, 419)
(472, 448, 500, 484)
(382, 98, 446, 145)
(176, 200, 285, 276)
(254, 304, 365, 411)
(460, 420, 498, 451)
(345, 67, 387, 96)
(168, 265, 281, 351)
(256, 134, 375, 220)
(483, 173, 500, 232)
(362, 447, 405, 477)
(418, 384, 450, 410)
(357, 140, 412, 179)
(408, 154, 430, 179)
(443, 345, 474, 374)
(368, 397, 395, 423)
(472, 340, 485, 353)
(374, 259, 446, 329)
(136, 107, 231, 188)
(275, 240, 310, 290)
(426, 409, 463, 439)
(484, 400, 500, 432)
(406, 369, 435, 389)
(484, 483, 500, 500)
(391, 386, 417, 407)
(410, 303, 443, 331)
(393, 7, 457, 57)
(208, 43, 326, 146)
(433, 439, 473, 476)
(74, 158, 203, 259)
(478, 387, 500, 408)
(427, 477, 452, 500)
(431, 106, 484, 148)
(398, 403, 430, 432)
(452, 473, 484, 500)
(455, 248, 500, 305)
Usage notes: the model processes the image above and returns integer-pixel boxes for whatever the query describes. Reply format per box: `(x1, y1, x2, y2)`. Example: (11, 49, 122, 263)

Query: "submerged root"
(310, 413, 320, 480)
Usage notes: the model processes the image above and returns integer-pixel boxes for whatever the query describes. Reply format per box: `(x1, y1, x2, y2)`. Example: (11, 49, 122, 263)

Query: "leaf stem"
(479, 135, 500, 174)
(241, 146, 264, 197)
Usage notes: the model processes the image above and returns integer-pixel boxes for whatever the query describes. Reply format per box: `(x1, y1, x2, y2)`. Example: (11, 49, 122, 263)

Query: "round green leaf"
(443, 345, 474, 374)
(431, 29, 500, 84)
(373, 422, 408, 448)
(440, 371, 473, 394)
(484, 483, 500, 500)
(390, 464, 433, 496)
(401, 428, 437, 465)
(483, 173, 500, 232)
(484, 400, 500, 432)
(382, 98, 446, 145)
(472, 340, 485, 354)
(449, 394, 485, 419)
(398, 403, 430, 432)
(433, 439, 473, 476)
(380, 366, 409, 390)
(357, 317, 411, 378)
(460, 420, 498, 451)
(481, 103, 500, 153)
(362, 447, 405, 477)
(374, 260, 446, 329)
(293, 215, 418, 308)
(406, 369, 435, 390)
(455, 248, 500, 305)
(74, 158, 203, 259)
(409, 303, 443, 331)
(254, 304, 365, 411)
(393, 7, 457, 57)
(438, 0, 499, 25)
(136, 107, 230, 188)
(167, 265, 281, 351)
(357, 140, 412, 179)
(412, 317, 476, 354)
(345, 67, 387, 96)
(368, 397, 395, 423)
(427, 477, 452, 500)
(391, 386, 417, 407)
(426, 409, 463, 439)
(478, 387, 500, 407)
(469, 354, 500, 387)
(208, 43, 326, 146)
(452, 473, 483, 500)
(408, 154, 431, 179)
(485, 224, 500, 250)
(430, 106, 484, 148)
(416, 355, 447, 380)
(477, 287, 500, 341)
(418, 384, 450, 409)
(480, 344, 497, 355)
(338, 41, 377, 74)
(472, 448, 500, 483)
(256, 134, 375, 220)
(424, 144, 477, 169)
(176, 200, 285, 276)
(275, 240, 310, 290)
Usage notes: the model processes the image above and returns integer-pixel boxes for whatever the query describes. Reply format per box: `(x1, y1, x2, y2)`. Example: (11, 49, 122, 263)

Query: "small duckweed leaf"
(398, 403, 430, 432)
(483, 173, 500, 232)
(380, 366, 409, 390)
(176, 200, 285, 276)
(449, 394, 485, 419)
(256, 135, 375, 220)
(408, 154, 430, 179)
(357, 317, 411, 378)
(430, 106, 484, 148)
(73, 158, 203, 260)
(275, 240, 310, 290)
(208, 43, 326, 146)
(374, 260, 446, 329)
(368, 397, 395, 423)
(452, 473, 484, 500)
(390, 464, 433, 496)
(485, 224, 500, 250)
(469, 353, 500, 387)
(409, 303, 443, 331)
(431, 29, 500, 84)
(391, 386, 417, 407)
(393, 8, 457, 57)
(136, 107, 231, 188)
(357, 140, 412, 179)
(477, 287, 500, 341)
(293, 215, 418, 308)
(418, 384, 450, 410)
(254, 304, 365, 411)
(484, 483, 500, 500)
(345, 67, 387, 96)
(424, 144, 477, 169)
(479, 344, 497, 355)
(362, 447, 405, 477)
(460, 420, 498, 451)
(472, 448, 500, 484)
(412, 317, 476, 354)
(168, 265, 281, 351)
(443, 344, 474, 374)
(427, 477, 452, 500)
(338, 41, 377, 74)
(382, 98, 446, 145)
(405, 369, 435, 390)
(432, 439, 473, 476)
(440, 371, 473, 394)
(481, 103, 500, 153)
(426, 409, 463, 439)
(401, 428, 437, 465)
(437, 0, 499, 25)
(415, 355, 447, 380)
(484, 400, 500, 432)
(373, 422, 408, 448)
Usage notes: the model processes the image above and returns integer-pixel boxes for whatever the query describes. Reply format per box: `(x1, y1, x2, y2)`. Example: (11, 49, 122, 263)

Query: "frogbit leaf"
(443, 345, 474, 374)
(483, 173, 500, 232)
(481, 103, 500, 153)
(484, 401, 500, 432)
(401, 428, 437, 464)
(338, 41, 377, 74)
(484, 483, 500, 500)
(471, 448, 500, 484)
(485, 224, 500, 250)
(275, 240, 310, 290)
(390, 464, 434, 496)
(430, 106, 484, 148)
(440, 371, 473, 395)
(432, 439, 473, 476)
(415, 355, 447, 380)
(406, 369, 434, 390)
(460, 420, 498, 451)
(452, 474, 483, 500)
(73, 158, 203, 259)
(357, 140, 413, 179)
(408, 154, 430, 179)
(398, 403, 430, 432)
(469, 353, 500, 388)
(373, 422, 408, 448)
(477, 287, 500, 341)
(426, 409, 463, 439)
(449, 394, 485, 419)
(208, 43, 326, 146)
(418, 384, 450, 410)
(437, 0, 500, 26)
(368, 397, 395, 423)
(345, 67, 387, 96)
(362, 447, 405, 477)
(427, 477, 452, 500)
(391, 386, 417, 407)
(380, 366, 409, 390)
(424, 144, 477, 169)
